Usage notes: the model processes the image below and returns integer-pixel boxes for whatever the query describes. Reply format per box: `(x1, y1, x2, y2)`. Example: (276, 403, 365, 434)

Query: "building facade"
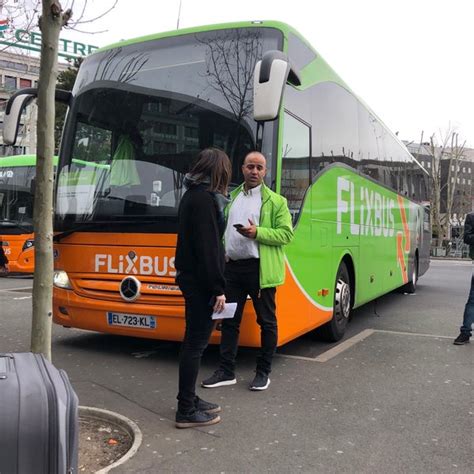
(0, 50, 69, 156)
(407, 141, 473, 256)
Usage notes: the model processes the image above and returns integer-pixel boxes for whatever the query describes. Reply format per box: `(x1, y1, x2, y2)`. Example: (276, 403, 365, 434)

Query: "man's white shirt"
(225, 185, 262, 260)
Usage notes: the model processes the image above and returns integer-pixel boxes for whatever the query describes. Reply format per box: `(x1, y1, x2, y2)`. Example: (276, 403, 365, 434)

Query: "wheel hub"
(335, 279, 351, 321)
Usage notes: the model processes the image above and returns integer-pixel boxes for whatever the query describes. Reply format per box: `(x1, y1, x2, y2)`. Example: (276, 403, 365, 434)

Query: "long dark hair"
(189, 148, 232, 195)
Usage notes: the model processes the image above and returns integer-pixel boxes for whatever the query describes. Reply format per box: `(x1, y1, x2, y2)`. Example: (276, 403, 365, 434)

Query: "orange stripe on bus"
(396, 231, 408, 283)
(397, 195, 410, 253)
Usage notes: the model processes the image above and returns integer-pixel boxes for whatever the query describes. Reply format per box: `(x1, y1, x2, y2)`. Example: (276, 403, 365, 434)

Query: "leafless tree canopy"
(0, 0, 119, 47)
(415, 126, 467, 245)
(198, 29, 263, 122)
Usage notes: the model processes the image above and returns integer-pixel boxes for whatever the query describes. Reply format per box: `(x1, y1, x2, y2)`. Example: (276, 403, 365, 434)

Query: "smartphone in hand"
(233, 223, 244, 229)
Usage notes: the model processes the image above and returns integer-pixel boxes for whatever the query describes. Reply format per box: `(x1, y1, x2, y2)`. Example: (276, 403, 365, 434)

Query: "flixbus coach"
(3, 22, 430, 345)
(0, 154, 58, 273)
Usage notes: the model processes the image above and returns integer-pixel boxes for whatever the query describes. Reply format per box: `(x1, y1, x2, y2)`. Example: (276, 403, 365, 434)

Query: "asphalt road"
(0, 259, 472, 473)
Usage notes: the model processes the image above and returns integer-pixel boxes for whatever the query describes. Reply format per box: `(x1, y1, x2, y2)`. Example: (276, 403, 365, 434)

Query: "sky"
(29, 0, 474, 147)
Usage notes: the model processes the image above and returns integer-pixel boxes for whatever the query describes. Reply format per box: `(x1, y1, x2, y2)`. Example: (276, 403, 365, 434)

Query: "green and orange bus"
(0, 154, 56, 273)
(4, 21, 430, 344)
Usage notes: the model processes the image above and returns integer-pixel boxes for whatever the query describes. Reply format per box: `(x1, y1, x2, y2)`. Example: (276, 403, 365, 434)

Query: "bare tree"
(2, 0, 118, 360)
(0, 0, 41, 52)
(30, 0, 72, 361)
(198, 29, 263, 158)
(416, 127, 466, 247)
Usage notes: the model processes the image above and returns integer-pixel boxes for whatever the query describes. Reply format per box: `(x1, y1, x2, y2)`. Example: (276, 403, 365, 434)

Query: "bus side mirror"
(253, 50, 301, 122)
(3, 89, 37, 145)
(3, 88, 72, 145)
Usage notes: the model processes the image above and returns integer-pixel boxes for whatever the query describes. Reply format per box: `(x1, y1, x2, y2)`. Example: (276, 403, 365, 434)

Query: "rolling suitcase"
(0, 352, 79, 474)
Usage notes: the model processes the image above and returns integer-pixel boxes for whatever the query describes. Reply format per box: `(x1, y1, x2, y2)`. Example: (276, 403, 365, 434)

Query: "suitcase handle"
(0, 354, 13, 379)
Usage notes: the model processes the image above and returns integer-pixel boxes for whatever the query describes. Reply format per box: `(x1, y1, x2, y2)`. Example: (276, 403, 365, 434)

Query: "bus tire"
(401, 253, 418, 294)
(318, 261, 352, 342)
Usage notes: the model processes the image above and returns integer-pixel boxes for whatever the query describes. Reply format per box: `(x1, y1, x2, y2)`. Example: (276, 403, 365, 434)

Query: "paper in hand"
(212, 302, 237, 320)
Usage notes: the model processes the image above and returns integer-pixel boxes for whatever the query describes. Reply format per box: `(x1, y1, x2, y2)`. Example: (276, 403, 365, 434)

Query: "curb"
(431, 257, 471, 262)
(79, 406, 143, 474)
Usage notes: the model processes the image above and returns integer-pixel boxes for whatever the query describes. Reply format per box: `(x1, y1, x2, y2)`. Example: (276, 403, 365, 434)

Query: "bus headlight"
(53, 270, 72, 289)
(22, 239, 34, 251)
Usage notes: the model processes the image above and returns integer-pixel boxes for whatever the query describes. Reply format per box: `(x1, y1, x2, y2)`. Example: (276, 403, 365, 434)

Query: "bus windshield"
(56, 27, 282, 232)
(0, 165, 35, 234)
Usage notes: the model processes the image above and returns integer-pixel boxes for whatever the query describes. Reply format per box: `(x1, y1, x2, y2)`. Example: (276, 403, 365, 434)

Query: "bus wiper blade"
(0, 219, 33, 233)
(53, 219, 168, 242)
(53, 221, 113, 242)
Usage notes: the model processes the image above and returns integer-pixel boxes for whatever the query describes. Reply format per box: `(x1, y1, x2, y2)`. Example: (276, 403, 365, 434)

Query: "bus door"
(278, 111, 314, 334)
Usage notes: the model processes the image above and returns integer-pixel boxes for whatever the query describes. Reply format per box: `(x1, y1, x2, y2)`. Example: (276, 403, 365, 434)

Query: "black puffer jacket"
(175, 183, 226, 296)
(463, 212, 474, 260)
(0, 243, 7, 266)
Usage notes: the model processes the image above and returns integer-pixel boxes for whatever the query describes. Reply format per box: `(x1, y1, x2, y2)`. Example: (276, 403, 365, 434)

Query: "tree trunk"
(30, 1, 63, 361)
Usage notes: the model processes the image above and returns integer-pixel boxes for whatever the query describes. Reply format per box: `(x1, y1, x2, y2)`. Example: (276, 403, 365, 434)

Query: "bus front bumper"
(53, 288, 262, 346)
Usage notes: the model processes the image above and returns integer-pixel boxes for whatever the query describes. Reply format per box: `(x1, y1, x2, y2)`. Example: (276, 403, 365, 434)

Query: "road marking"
(276, 329, 375, 363)
(13, 296, 32, 300)
(374, 329, 453, 340)
(0, 286, 33, 293)
(313, 329, 376, 362)
(276, 328, 454, 363)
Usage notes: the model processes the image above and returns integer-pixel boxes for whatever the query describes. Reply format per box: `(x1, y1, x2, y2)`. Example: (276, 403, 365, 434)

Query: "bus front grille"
(70, 275, 184, 305)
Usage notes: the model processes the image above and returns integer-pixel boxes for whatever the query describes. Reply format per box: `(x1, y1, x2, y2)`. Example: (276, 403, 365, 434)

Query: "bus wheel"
(401, 254, 418, 294)
(318, 261, 352, 342)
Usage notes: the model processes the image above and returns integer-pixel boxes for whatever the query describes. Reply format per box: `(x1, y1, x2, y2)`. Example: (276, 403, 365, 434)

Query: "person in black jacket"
(174, 148, 231, 428)
(453, 211, 474, 345)
(0, 241, 8, 275)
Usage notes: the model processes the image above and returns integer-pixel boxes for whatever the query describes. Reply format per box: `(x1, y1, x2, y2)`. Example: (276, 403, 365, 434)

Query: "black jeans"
(219, 259, 277, 376)
(176, 274, 215, 414)
(460, 272, 474, 336)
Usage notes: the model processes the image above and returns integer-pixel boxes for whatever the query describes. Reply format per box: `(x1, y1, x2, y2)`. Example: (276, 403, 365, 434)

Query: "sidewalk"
(56, 326, 472, 473)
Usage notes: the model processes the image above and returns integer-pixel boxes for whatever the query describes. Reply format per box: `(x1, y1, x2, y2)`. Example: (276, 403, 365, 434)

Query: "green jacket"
(225, 182, 294, 288)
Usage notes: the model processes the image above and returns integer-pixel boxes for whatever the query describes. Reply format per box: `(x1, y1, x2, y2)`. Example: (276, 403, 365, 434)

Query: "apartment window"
(451, 177, 454, 183)
(427, 162, 431, 168)
(4, 75, 17, 90)
(184, 126, 198, 139)
(462, 167, 466, 173)
(469, 168, 472, 174)
(0, 59, 27, 72)
(457, 177, 460, 184)
(19, 78, 32, 89)
(462, 178, 466, 185)
(468, 179, 471, 185)
(451, 165, 454, 172)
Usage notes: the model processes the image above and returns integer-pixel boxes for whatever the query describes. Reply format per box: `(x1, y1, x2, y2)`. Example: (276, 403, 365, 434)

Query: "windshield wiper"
(53, 219, 172, 242)
(53, 221, 114, 242)
(0, 219, 33, 233)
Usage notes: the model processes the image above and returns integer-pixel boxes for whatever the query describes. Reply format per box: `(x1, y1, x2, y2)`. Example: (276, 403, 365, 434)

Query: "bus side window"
(281, 111, 311, 225)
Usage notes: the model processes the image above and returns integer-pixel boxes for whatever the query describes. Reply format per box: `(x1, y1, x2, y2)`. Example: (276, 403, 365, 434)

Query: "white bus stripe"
(285, 258, 332, 312)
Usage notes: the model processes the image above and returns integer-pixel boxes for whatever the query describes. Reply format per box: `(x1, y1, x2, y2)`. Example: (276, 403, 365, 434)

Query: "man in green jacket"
(202, 151, 293, 391)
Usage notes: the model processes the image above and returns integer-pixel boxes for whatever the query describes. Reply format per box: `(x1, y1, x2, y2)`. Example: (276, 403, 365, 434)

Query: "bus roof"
(92, 20, 351, 106)
(90, 20, 418, 168)
(0, 155, 58, 167)
(95, 20, 296, 54)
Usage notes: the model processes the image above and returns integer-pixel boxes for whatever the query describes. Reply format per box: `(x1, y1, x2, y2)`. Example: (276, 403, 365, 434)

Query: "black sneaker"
(249, 372, 270, 391)
(195, 396, 221, 414)
(453, 333, 471, 345)
(175, 410, 221, 429)
(201, 370, 236, 388)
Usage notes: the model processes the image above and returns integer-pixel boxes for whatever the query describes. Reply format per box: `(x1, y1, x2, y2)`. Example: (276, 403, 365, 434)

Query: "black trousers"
(176, 274, 215, 414)
(219, 258, 277, 376)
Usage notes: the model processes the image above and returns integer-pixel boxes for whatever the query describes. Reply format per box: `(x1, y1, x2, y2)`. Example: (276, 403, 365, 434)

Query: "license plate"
(107, 312, 156, 329)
